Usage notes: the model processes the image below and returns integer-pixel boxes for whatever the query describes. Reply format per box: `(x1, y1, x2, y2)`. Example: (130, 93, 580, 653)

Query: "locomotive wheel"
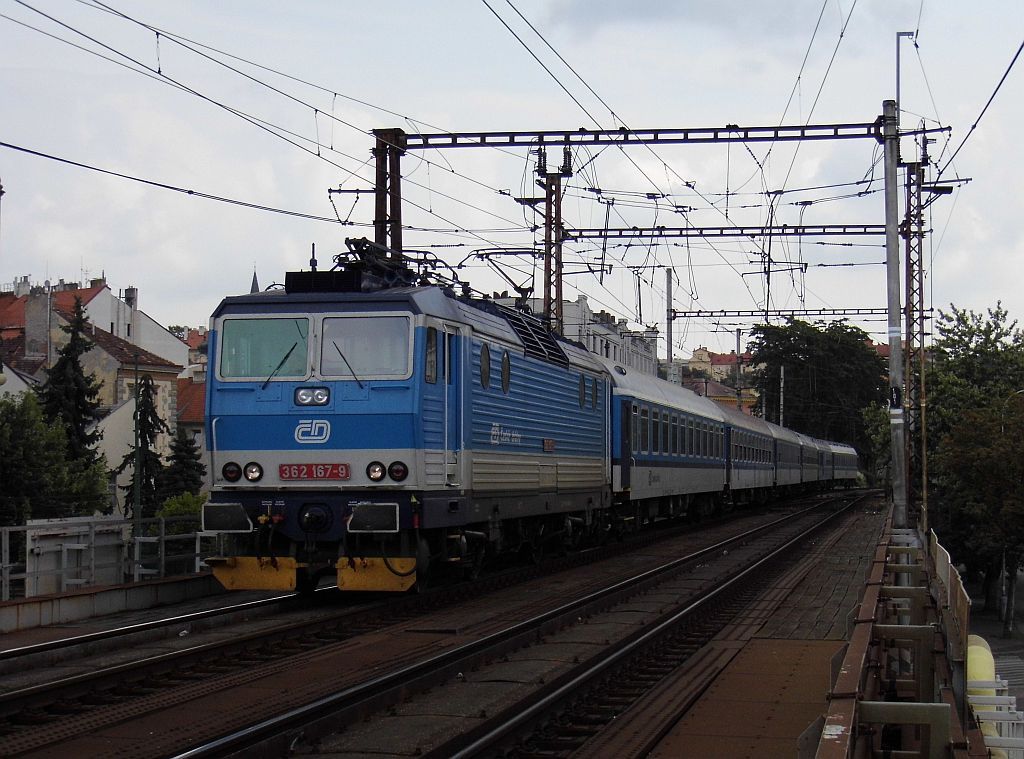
(413, 536, 433, 593)
(295, 568, 318, 597)
(463, 543, 486, 581)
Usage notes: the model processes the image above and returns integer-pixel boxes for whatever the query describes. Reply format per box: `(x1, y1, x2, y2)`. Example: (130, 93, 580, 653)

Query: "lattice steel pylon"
(537, 146, 572, 335)
(902, 147, 928, 529)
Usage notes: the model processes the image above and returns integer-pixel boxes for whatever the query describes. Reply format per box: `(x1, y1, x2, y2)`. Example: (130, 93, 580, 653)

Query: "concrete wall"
(0, 575, 221, 635)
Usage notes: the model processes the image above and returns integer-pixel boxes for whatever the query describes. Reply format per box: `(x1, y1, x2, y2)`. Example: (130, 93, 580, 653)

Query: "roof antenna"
(310, 243, 318, 272)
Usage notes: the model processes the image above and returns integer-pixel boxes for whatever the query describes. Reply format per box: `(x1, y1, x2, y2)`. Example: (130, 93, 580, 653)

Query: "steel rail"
(169, 498, 846, 758)
(441, 493, 864, 758)
(0, 589, 323, 660)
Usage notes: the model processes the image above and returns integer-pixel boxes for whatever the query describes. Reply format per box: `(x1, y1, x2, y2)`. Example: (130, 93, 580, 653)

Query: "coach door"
(620, 400, 633, 491)
(443, 324, 463, 487)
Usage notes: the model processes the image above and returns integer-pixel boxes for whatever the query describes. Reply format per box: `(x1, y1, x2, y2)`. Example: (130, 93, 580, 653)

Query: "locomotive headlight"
(388, 461, 408, 482)
(366, 461, 386, 481)
(243, 462, 264, 482)
(222, 462, 242, 482)
(295, 387, 330, 406)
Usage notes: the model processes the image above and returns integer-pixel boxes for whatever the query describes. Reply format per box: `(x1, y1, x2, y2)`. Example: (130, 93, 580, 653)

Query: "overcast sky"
(1, 1, 1021, 356)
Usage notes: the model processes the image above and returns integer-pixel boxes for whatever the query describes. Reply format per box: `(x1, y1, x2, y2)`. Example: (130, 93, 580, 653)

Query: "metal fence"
(0, 515, 220, 601)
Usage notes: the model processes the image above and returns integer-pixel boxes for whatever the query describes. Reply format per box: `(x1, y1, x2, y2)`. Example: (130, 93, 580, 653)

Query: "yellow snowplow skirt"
(336, 557, 417, 592)
(208, 556, 299, 591)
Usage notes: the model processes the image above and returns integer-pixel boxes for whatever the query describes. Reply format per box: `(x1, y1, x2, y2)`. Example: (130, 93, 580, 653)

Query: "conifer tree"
(158, 429, 206, 503)
(116, 374, 169, 520)
(35, 296, 109, 516)
(37, 296, 104, 463)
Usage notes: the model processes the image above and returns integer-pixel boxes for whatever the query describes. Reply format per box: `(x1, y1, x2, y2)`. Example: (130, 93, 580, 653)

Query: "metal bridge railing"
(0, 515, 220, 601)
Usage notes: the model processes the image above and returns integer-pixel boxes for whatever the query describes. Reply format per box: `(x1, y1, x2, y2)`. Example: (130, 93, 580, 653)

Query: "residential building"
(2, 275, 188, 368)
(683, 376, 759, 415)
(0, 278, 184, 516)
(687, 345, 756, 383)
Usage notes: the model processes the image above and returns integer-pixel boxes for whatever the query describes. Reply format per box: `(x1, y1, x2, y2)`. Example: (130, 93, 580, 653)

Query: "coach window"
(686, 419, 693, 456)
(425, 328, 438, 384)
(652, 411, 660, 454)
(480, 343, 491, 389)
(632, 404, 640, 454)
(662, 413, 670, 453)
(671, 415, 678, 455)
(640, 407, 650, 453)
(501, 351, 510, 393)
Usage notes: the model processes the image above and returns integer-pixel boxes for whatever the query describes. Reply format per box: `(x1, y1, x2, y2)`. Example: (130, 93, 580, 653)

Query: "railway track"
(0, 494, 860, 757)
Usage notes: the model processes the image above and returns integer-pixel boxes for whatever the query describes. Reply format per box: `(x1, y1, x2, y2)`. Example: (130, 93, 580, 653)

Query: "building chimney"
(124, 286, 137, 309)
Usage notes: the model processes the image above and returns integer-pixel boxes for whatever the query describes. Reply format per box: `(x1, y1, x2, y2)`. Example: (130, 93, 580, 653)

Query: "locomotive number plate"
(279, 463, 351, 480)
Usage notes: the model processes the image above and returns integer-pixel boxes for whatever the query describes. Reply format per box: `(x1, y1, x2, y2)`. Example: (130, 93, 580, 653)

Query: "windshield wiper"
(333, 341, 365, 389)
(261, 341, 298, 390)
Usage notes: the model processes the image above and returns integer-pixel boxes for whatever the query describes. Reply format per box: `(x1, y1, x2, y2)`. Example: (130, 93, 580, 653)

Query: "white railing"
(1, 515, 220, 601)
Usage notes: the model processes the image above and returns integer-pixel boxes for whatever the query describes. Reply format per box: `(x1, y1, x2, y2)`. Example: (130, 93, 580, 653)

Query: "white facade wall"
(83, 288, 188, 367)
(0, 363, 33, 398)
(95, 400, 136, 517)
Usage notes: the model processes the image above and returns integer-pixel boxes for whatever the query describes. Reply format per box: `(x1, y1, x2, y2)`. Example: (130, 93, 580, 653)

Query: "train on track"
(202, 238, 859, 593)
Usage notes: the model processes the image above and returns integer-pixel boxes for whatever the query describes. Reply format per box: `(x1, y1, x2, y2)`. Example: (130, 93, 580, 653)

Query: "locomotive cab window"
(219, 317, 309, 380)
(320, 315, 410, 379)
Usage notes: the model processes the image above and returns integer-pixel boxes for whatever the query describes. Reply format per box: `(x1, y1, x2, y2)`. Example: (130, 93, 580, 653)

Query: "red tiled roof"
(0, 294, 25, 328)
(177, 378, 206, 424)
(709, 350, 753, 366)
(84, 326, 181, 371)
(52, 285, 106, 313)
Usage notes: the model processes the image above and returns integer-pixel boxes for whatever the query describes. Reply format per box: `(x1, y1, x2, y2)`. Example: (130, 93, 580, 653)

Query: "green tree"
(927, 304, 1024, 621)
(157, 430, 206, 503)
(29, 297, 109, 516)
(933, 397, 1024, 634)
(0, 392, 72, 525)
(860, 403, 890, 488)
(157, 491, 207, 535)
(748, 319, 886, 452)
(116, 374, 169, 520)
(37, 297, 104, 464)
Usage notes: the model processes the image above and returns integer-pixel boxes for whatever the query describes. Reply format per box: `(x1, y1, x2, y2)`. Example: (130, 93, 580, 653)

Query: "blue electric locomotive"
(202, 238, 859, 593)
(202, 240, 611, 592)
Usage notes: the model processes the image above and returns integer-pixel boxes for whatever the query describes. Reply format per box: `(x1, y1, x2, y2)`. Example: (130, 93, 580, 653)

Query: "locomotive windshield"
(219, 317, 309, 380)
(319, 315, 411, 378)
